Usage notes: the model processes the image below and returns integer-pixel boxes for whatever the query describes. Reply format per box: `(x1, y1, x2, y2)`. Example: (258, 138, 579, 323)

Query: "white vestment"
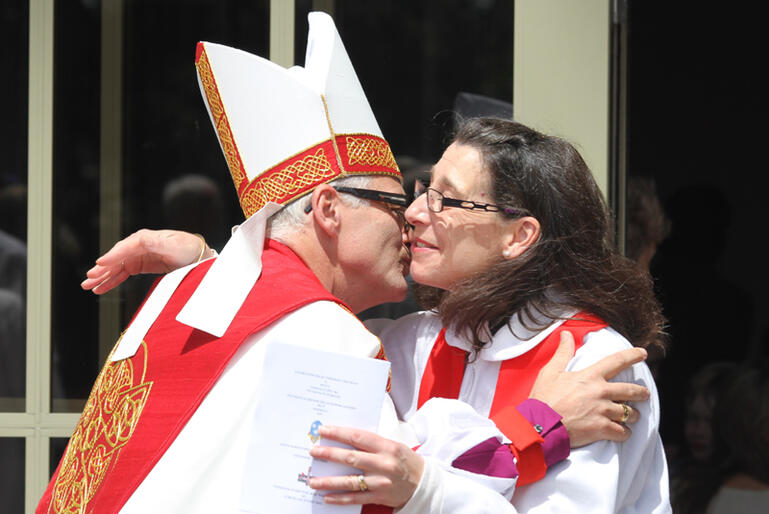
(121, 300, 518, 513)
(368, 310, 672, 513)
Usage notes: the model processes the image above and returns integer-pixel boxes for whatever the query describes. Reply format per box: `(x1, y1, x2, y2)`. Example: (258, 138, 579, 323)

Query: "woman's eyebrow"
(429, 170, 459, 193)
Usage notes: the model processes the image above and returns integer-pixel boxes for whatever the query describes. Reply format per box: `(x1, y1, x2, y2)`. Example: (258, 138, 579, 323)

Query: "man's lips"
(401, 244, 412, 262)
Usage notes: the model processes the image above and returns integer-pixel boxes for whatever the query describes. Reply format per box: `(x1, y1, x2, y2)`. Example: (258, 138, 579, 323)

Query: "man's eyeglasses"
(414, 180, 530, 217)
(304, 186, 413, 231)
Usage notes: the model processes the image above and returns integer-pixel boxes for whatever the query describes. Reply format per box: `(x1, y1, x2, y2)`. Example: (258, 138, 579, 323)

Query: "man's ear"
(310, 184, 343, 237)
(502, 216, 540, 260)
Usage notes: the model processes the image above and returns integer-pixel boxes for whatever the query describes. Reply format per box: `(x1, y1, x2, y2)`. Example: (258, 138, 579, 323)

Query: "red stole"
(38, 240, 346, 514)
(416, 313, 608, 485)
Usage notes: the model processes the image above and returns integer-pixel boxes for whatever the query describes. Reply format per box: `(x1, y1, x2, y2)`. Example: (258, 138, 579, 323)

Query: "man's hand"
(81, 229, 209, 294)
(307, 425, 424, 508)
(529, 331, 650, 447)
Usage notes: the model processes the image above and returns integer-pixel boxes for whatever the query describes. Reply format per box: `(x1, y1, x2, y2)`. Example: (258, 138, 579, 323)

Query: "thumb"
(541, 330, 575, 374)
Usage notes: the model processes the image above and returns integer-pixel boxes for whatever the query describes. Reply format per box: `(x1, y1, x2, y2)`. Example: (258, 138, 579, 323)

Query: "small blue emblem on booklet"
(308, 420, 322, 444)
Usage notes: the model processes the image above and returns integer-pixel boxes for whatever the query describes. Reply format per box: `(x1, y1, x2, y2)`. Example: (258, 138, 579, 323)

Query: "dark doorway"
(627, 0, 768, 484)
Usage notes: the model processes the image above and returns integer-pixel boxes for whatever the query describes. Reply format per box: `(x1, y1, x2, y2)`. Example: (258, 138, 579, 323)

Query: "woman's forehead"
(431, 143, 489, 194)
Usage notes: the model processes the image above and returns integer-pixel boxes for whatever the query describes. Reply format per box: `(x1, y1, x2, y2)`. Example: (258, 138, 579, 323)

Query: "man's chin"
(383, 283, 410, 305)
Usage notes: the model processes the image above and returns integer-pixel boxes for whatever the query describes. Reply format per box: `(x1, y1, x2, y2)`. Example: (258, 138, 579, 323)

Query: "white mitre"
(113, 12, 400, 359)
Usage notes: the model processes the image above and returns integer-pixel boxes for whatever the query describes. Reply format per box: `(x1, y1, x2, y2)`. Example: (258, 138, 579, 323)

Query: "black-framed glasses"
(304, 186, 413, 231)
(414, 180, 530, 217)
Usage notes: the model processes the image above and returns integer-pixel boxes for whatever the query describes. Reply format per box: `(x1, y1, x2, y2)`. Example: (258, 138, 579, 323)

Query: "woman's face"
(405, 142, 515, 290)
(684, 393, 715, 462)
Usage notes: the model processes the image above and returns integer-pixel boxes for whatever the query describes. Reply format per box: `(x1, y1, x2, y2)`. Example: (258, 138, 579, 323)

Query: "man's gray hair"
(266, 175, 377, 243)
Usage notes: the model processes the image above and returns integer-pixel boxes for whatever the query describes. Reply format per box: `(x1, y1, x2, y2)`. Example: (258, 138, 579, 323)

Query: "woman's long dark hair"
(416, 118, 666, 352)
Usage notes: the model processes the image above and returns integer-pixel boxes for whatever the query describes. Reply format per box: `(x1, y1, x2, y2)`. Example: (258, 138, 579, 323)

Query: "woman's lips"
(413, 239, 438, 250)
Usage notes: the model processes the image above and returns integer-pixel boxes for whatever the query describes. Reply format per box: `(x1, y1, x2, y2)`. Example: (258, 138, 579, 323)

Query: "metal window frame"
(0, 1, 302, 512)
(11, 3, 628, 513)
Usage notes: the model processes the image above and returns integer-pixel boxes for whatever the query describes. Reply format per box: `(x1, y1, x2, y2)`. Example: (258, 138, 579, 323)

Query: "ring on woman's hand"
(620, 403, 630, 423)
(358, 475, 368, 492)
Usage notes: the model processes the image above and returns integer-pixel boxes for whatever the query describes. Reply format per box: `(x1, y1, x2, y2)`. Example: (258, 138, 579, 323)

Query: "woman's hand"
(307, 425, 424, 508)
(81, 229, 210, 294)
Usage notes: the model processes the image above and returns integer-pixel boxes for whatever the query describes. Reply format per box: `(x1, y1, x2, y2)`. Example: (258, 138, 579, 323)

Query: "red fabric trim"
(488, 312, 608, 485)
(414, 313, 608, 488)
(240, 139, 342, 213)
(38, 240, 345, 514)
(194, 45, 249, 201)
(490, 406, 545, 486)
(362, 505, 394, 514)
(417, 328, 466, 409)
(335, 134, 401, 177)
(492, 406, 545, 452)
(509, 441, 547, 486)
(489, 313, 609, 415)
(237, 134, 403, 218)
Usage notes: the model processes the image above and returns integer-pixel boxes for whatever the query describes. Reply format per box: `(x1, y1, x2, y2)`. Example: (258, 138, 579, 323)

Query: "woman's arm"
(81, 229, 211, 294)
(307, 425, 520, 513)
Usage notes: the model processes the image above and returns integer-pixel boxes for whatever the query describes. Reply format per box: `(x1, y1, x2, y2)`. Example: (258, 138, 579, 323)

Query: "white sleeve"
(367, 311, 443, 420)
(408, 398, 516, 500)
(511, 329, 671, 513)
(397, 457, 518, 514)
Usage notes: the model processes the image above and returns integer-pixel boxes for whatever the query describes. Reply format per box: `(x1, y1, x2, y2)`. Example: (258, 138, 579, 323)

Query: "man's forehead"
(368, 175, 406, 195)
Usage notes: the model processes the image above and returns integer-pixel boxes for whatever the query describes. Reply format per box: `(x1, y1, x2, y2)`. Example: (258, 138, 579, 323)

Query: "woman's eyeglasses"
(413, 180, 530, 217)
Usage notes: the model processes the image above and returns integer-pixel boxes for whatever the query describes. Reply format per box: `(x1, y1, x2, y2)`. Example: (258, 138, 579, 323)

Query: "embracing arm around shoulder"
(512, 329, 671, 514)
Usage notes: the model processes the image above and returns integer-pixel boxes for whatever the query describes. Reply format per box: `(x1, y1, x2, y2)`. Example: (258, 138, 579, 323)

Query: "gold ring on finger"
(620, 403, 630, 423)
(358, 474, 368, 492)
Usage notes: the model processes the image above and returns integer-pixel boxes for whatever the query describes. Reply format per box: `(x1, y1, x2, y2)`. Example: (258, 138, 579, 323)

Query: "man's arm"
(529, 330, 648, 447)
(484, 331, 648, 485)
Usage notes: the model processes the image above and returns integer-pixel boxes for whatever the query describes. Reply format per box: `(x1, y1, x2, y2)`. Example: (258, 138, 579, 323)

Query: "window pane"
(121, 0, 269, 317)
(51, 0, 102, 411)
(0, 438, 25, 513)
(50, 1, 269, 412)
(297, 1, 514, 165)
(50, 437, 70, 477)
(0, 0, 28, 411)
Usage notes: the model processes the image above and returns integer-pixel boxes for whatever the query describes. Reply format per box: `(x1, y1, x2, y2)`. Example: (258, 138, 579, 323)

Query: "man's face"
(335, 176, 411, 313)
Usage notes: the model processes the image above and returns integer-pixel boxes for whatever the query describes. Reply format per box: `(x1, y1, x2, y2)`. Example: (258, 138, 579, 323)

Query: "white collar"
(176, 201, 283, 337)
(443, 307, 578, 362)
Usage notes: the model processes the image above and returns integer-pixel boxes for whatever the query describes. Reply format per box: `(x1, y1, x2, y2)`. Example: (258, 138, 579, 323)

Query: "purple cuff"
(516, 398, 570, 467)
(451, 437, 517, 478)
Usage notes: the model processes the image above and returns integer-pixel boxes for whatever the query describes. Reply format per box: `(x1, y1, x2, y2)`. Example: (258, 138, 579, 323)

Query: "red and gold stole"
(416, 313, 608, 485)
(38, 240, 347, 514)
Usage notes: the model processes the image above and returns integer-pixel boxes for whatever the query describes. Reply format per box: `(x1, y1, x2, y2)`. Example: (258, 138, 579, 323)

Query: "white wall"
(513, 0, 610, 196)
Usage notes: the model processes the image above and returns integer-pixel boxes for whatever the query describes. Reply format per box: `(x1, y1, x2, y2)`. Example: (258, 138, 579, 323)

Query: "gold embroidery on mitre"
(346, 136, 398, 170)
(320, 94, 345, 174)
(195, 48, 247, 192)
(240, 147, 337, 217)
(51, 341, 153, 514)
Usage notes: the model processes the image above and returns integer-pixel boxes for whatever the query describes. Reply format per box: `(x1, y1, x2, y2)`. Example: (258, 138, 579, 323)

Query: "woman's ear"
(502, 216, 540, 260)
(310, 184, 343, 237)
